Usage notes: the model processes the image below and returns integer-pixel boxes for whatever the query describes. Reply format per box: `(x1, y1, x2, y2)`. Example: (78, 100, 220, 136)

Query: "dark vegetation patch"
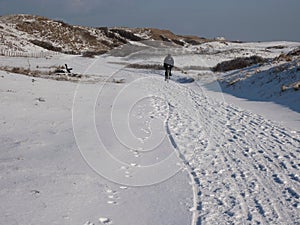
(126, 63, 164, 70)
(274, 54, 293, 62)
(81, 50, 107, 58)
(0, 65, 83, 82)
(30, 40, 62, 52)
(172, 39, 185, 46)
(266, 45, 286, 50)
(273, 47, 300, 62)
(287, 47, 300, 56)
(110, 28, 143, 42)
(212, 56, 266, 72)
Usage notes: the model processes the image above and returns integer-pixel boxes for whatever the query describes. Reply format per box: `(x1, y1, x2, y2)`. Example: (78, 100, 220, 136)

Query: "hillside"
(216, 47, 300, 112)
(0, 14, 209, 55)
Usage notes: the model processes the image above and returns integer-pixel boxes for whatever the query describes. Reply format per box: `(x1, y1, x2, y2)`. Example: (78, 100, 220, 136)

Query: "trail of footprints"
(147, 79, 300, 224)
(194, 90, 299, 224)
(84, 185, 129, 225)
(104, 186, 119, 206)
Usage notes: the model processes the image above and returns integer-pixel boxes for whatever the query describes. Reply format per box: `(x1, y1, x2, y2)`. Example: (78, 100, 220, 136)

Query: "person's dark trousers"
(164, 63, 173, 77)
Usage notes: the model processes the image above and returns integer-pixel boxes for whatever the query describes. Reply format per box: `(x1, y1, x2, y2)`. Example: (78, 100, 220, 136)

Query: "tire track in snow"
(146, 77, 299, 224)
(148, 78, 246, 224)
(171, 84, 252, 224)
(223, 110, 300, 223)
(185, 86, 299, 224)
(184, 88, 252, 225)
(164, 101, 201, 225)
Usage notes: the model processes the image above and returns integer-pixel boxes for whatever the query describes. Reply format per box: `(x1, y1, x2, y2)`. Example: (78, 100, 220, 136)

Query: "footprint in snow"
(83, 221, 94, 225)
(105, 189, 115, 194)
(130, 163, 139, 167)
(105, 188, 118, 199)
(99, 217, 112, 224)
(107, 200, 117, 205)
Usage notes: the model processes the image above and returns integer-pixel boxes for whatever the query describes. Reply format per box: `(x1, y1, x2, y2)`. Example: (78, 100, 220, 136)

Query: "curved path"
(145, 77, 300, 225)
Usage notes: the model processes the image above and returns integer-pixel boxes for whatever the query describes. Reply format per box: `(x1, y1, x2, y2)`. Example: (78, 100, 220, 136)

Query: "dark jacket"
(164, 55, 174, 66)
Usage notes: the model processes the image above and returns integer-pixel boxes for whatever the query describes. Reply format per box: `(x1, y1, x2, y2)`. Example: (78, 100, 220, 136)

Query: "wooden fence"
(0, 49, 60, 58)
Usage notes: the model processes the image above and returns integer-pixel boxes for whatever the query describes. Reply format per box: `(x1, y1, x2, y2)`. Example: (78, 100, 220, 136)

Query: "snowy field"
(0, 41, 299, 225)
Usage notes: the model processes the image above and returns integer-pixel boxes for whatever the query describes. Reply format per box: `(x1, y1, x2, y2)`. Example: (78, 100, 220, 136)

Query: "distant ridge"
(0, 14, 210, 55)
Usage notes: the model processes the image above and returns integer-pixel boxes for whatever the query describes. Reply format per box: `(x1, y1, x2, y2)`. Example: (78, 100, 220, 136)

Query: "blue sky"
(0, 0, 299, 41)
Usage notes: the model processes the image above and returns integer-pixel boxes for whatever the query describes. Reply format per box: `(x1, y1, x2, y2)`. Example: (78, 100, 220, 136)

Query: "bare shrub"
(82, 50, 107, 58)
(11, 67, 21, 74)
(82, 51, 96, 58)
(266, 45, 286, 50)
(11, 67, 30, 75)
(274, 53, 293, 62)
(212, 56, 266, 72)
(30, 40, 62, 52)
(182, 65, 210, 71)
(184, 38, 202, 45)
(126, 63, 164, 70)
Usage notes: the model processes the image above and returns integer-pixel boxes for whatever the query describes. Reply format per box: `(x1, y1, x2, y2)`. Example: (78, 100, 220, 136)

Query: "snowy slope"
(0, 60, 193, 225)
(0, 40, 300, 225)
(217, 56, 300, 113)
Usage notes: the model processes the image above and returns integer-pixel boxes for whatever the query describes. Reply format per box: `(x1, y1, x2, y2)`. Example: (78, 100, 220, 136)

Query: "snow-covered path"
(0, 52, 299, 225)
(0, 67, 193, 225)
(144, 77, 300, 224)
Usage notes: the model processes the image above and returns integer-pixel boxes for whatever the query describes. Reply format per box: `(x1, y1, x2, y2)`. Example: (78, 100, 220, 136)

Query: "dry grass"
(274, 47, 300, 63)
(274, 54, 293, 62)
(1, 66, 43, 76)
(293, 81, 300, 91)
(281, 81, 300, 92)
(0, 65, 84, 82)
(145, 28, 209, 45)
(12, 15, 110, 54)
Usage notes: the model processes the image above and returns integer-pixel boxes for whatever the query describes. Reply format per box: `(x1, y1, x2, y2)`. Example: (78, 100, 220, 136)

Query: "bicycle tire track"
(145, 77, 300, 224)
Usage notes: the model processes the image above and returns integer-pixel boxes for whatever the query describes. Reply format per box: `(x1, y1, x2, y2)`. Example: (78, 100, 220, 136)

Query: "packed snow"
(0, 40, 299, 225)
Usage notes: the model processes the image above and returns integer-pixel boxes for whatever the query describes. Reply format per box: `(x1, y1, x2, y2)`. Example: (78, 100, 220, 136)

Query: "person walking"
(164, 54, 174, 81)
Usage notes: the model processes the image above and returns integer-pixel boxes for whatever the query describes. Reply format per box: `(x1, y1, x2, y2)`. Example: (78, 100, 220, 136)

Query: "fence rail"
(0, 49, 60, 58)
